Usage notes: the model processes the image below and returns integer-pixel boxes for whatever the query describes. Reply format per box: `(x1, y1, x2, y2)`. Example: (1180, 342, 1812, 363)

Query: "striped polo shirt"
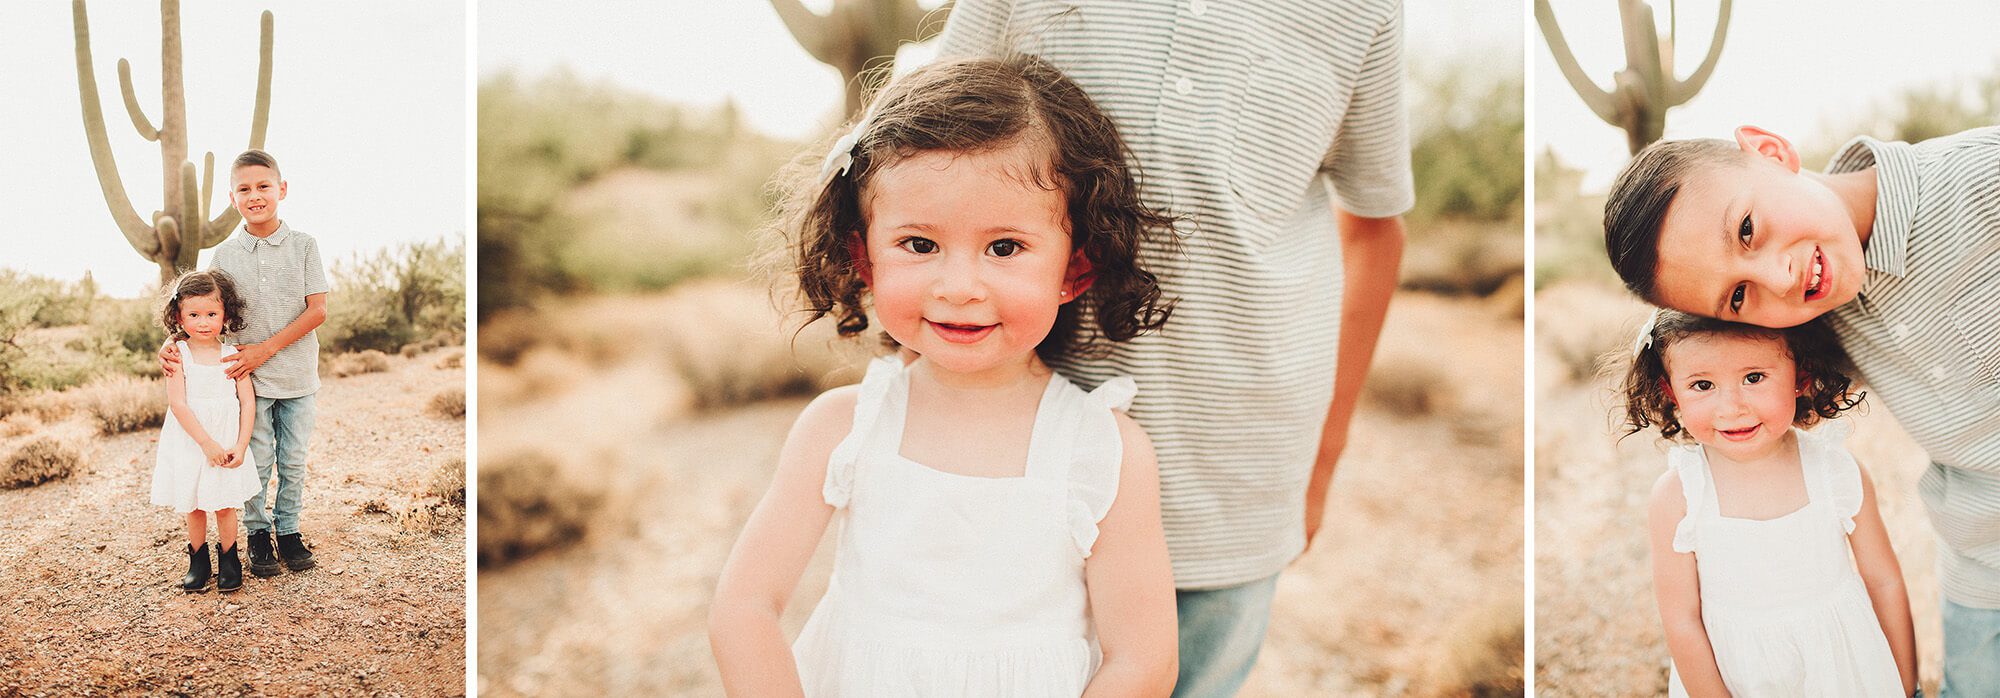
(1820, 126, 2000, 609)
(938, 0, 1415, 588)
(208, 221, 331, 399)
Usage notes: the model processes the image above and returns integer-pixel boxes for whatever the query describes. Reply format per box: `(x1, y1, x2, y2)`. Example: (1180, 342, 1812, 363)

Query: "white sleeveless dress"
(792, 356, 1135, 697)
(149, 341, 264, 513)
(1666, 422, 1904, 697)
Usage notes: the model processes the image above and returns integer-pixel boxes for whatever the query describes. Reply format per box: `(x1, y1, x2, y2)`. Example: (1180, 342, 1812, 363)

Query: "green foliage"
(478, 70, 792, 318)
(1802, 66, 2000, 167)
(322, 236, 467, 355)
(1408, 61, 1525, 226)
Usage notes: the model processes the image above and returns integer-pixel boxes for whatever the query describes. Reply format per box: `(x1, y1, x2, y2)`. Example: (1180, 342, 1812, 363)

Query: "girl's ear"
(1733, 125, 1801, 174)
(847, 232, 873, 287)
(1659, 377, 1678, 406)
(1795, 372, 1811, 395)
(1060, 248, 1095, 304)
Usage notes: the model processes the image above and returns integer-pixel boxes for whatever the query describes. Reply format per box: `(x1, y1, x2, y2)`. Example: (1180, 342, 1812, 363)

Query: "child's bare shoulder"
(787, 384, 863, 449)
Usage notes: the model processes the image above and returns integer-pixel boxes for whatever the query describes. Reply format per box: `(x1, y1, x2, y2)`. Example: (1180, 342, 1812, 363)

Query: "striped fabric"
(1821, 126, 2000, 609)
(937, 0, 1414, 588)
(208, 221, 331, 399)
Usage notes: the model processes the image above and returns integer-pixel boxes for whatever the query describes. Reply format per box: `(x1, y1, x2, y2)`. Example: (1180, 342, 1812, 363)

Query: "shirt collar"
(234, 220, 293, 250)
(1825, 136, 1913, 280)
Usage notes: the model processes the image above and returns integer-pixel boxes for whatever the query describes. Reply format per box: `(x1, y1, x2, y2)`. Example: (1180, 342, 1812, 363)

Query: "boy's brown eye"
(1729, 285, 1746, 313)
(1738, 215, 1753, 245)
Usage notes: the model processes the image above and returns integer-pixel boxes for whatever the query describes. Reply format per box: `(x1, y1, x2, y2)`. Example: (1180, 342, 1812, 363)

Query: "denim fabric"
(1940, 597, 2000, 697)
(241, 393, 315, 535)
(1172, 573, 1281, 698)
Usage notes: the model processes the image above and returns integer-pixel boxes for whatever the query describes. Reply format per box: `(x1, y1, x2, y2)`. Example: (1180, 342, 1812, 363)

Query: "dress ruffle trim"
(1068, 378, 1135, 557)
(823, 356, 903, 508)
(1802, 420, 1863, 534)
(1669, 444, 1707, 554)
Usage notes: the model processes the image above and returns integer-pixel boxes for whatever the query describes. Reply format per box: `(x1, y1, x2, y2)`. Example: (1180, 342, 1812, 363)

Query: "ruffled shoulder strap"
(1067, 377, 1137, 558)
(821, 356, 903, 508)
(1667, 443, 1708, 554)
(1801, 421, 1863, 534)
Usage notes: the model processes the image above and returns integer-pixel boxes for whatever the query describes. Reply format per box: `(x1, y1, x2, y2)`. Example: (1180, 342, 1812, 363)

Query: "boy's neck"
(1813, 167, 1879, 249)
(246, 218, 282, 238)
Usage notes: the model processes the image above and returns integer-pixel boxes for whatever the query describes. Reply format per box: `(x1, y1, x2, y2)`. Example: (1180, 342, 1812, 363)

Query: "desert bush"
(477, 449, 604, 567)
(654, 282, 863, 410)
(1, 431, 87, 489)
(1401, 221, 1524, 297)
(322, 236, 466, 355)
(330, 350, 393, 378)
(434, 349, 464, 370)
(400, 343, 422, 358)
(1535, 283, 1649, 386)
(428, 386, 466, 419)
(1419, 595, 1526, 697)
(1364, 354, 1452, 417)
(65, 375, 164, 435)
(1408, 60, 1524, 226)
(427, 456, 466, 506)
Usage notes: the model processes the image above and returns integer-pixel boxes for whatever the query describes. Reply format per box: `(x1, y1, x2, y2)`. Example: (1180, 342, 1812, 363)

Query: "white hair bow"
(1631, 308, 1661, 357)
(818, 110, 875, 184)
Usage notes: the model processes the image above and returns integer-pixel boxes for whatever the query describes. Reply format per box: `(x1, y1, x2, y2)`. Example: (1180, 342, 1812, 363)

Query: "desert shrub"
(1418, 595, 1525, 697)
(322, 236, 466, 355)
(653, 282, 862, 410)
(329, 350, 393, 378)
(428, 386, 466, 419)
(1, 431, 86, 489)
(434, 349, 464, 370)
(1536, 283, 1649, 385)
(427, 456, 466, 505)
(1364, 355, 1452, 417)
(1408, 61, 1524, 226)
(65, 375, 164, 434)
(400, 343, 422, 358)
(477, 449, 604, 567)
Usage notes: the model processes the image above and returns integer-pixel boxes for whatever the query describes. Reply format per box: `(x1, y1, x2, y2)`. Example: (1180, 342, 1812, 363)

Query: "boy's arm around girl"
(707, 385, 1180, 697)
(1647, 461, 1919, 696)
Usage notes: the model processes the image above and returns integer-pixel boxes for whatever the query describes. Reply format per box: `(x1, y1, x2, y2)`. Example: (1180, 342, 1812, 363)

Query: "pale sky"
(0, 2, 467, 297)
(476, 0, 1524, 142)
(1536, 0, 2000, 190)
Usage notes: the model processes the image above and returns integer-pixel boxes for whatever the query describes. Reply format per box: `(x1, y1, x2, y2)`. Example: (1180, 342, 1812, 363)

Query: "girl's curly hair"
(158, 270, 247, 341)
(1620, 310, 1864, 440)
(761, 54, 1176, 362)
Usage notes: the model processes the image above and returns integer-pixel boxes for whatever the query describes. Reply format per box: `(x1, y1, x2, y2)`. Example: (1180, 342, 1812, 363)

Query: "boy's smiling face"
(229, 164, 286, 231)
(1650, 127, 1868, 329)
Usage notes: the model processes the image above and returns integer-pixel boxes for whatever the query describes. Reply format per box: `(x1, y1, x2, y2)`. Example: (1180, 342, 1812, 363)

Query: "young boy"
(161, 149, 329, 579)
(1603, 125, 2000, 692)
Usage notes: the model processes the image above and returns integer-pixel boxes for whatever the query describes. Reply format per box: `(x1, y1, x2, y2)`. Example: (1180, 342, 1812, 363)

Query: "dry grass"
(1533, 282, 1943, 695)
(429, 386, 467, 419)
(1419, 593, 1527, 697)
(428, 455, 467, 505)
(435, 348, 464, 370)
(330, 349, 394, 378)
(0, 425, 89, 489)
(401, 343, 423, 358)
(1363, 354, 1452, 417)
(62, 375, 164, 435)
(477, 449, 605, 567)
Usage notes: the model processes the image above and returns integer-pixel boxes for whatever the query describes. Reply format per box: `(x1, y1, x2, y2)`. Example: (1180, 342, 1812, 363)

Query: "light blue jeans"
(241, 393, 315, 536)
(1940, 597, 2000, 697)
(1172, 573, 1281, 698)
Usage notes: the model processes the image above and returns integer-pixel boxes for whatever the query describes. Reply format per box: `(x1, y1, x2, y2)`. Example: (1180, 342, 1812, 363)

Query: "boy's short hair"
(232, 149, 281, 179)
(1603, 138, 1740, 303)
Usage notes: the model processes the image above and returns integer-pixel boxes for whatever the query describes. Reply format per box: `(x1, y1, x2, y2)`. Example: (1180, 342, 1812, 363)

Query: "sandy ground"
(1532, 282, 1943, 695)
(0, 349, 468, 696)
(475, 290, 1525, 696)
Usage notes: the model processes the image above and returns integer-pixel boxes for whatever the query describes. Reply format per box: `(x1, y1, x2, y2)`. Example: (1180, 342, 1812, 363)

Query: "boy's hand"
(221, 444, 245, 469)
(200, 440, 227, 467)
(222, 342, 275, 380)
(158, 341, 182, 377)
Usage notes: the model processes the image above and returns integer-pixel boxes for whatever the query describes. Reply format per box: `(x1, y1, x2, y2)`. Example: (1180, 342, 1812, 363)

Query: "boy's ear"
(1734, 125, 1802, 174)
(846, 232, 872, 287)
(278, 179, 288, 201)
(1061, 248, 1095, 304)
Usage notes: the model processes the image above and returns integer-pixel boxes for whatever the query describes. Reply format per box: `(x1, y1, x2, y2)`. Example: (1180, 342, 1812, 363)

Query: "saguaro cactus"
(1537, 0, 1730, 154)
(769, 0, 949, 118)
(73, 0, 273, 284)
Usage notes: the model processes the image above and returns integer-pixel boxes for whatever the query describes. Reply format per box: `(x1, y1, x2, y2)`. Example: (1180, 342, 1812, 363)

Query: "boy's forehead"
(231, 164, 281, 185)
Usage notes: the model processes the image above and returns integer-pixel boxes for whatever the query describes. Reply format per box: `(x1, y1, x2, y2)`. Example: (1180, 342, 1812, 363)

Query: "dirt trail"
(476, 293, 1525, 695)
(0, 349, 467, 696)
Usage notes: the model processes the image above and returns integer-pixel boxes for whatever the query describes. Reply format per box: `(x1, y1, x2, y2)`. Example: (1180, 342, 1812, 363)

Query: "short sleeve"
(1807, 421, 1864, 534)
(933, 0, 1014, 60)
(1322, 0, 1414, 219)
(301, 236, 330, 297)
(1667, 445, 1707, 554)
(821, 356, 900, 508)
(1068, 377, 1136, 557)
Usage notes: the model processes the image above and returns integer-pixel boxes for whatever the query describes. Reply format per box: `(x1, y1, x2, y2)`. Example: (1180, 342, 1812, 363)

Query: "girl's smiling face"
(859, 141, 1088, 381)
(1661, 332, 1805, 462)
(178, 292, 227, 341)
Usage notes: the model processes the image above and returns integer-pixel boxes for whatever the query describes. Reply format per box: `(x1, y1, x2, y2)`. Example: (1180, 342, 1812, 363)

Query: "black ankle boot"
(246, 529, 281, 578)
(276, 532, 315, 572)
(180, 543, 211, 593)
(215, 542, 243, 593)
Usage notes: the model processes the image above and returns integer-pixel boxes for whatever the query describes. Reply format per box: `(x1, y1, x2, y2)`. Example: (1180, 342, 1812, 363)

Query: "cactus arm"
(72, 0, 161, 258)
(1535, 0, 1620, 124)
(201, 153, 236, 247)
(769, 0, 837, 65)
(248, 11, 272, 147)
(173, 162, 203, 272)
(200, 152, 214, 241)
(1667, 0, 1730, 106)
(115, 58, 160, 142)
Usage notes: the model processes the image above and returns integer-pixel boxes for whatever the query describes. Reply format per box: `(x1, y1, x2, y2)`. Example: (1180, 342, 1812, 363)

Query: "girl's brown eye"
(989, 240, 1021, 257)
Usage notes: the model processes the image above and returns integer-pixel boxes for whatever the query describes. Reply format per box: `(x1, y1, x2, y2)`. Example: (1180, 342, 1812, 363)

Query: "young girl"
(149, 270, 263, 593)
(1625, 310, 1917, 696)
(709, 55, 1180, 696)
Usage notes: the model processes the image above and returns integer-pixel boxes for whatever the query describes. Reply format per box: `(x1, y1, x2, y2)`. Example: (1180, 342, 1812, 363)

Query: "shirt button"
(1190, 0, 1209, 16)
(1891, 324, 1910, 342)
(1175, 76, 1194, 95)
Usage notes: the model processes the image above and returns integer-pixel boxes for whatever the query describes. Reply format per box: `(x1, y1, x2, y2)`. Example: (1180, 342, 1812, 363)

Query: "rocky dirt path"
(0, 349, 467, 696)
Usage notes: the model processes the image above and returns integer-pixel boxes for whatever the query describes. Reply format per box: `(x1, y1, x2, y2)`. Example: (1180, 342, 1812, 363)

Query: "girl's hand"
(200, 439, 227, 467)
(222, 445, 246, 469)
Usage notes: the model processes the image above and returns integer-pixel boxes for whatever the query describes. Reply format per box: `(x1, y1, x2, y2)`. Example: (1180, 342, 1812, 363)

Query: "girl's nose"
(931, 254, 986, 304)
